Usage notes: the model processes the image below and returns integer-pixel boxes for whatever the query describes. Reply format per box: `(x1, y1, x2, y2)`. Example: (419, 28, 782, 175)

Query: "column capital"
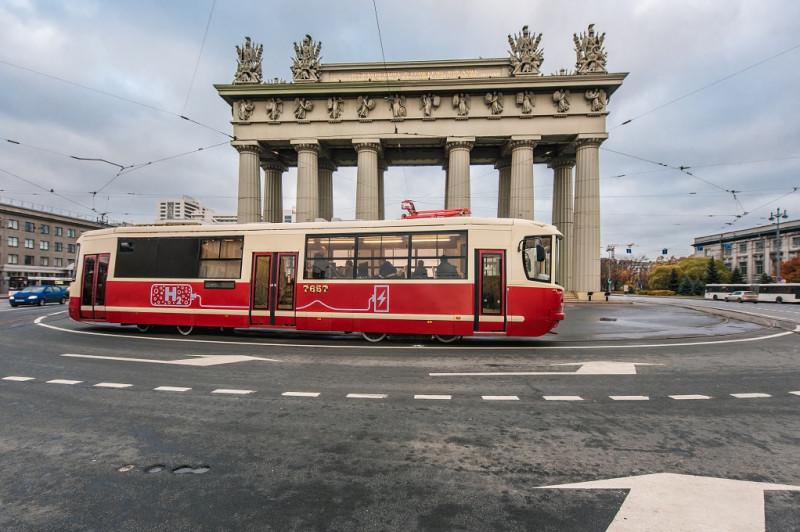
(291, 138, 320, 153)
(573, 133, 608, 150)
(547, 157, 576, 170)
(232, 141, 263, 156)
(494, 156, 511, 170)
(260, 158, 287, 173)
(353, 138, 383, 155)
(446, 137, 475, 154)
(318, 158, 338, 173)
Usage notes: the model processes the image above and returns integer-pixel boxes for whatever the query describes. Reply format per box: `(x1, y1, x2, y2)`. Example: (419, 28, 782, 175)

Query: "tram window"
(357, 235, 410, 279)
(522, 236, 551, 283)
(198, 238, 243, 279)
(411, 232, 467, 279)
(115, 236, 243, 279)
(305, 236, 355, 279)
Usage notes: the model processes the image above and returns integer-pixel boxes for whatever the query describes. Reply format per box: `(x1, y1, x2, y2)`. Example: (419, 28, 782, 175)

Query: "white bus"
(705, 283, 800, 303)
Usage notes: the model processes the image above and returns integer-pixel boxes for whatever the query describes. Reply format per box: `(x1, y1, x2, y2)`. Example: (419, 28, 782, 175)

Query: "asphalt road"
(1, 298, 798, 531)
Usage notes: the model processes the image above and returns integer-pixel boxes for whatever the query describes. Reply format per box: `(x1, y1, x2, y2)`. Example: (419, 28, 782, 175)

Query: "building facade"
(215, 26, 626, 299)
(0, 202, 106, 294)
(693, 219, 800, 282)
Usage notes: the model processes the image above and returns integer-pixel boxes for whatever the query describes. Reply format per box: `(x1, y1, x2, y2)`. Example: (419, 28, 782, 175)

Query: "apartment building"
(693, 218, 800, 282)
(0, 202, 106, 294)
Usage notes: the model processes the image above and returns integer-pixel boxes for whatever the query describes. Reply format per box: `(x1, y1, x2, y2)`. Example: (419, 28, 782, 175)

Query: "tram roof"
(80, 217, 560, 238)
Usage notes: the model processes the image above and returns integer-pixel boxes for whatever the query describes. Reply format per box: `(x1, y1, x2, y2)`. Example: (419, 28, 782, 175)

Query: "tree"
(757, 272, 773, 284)
(705, 258, 721, 284)
(678, 274, 694, 295)
(668, 268, 680, 292)
(730, 267, 745, 284)
(780, 255, 800, 283)
(692, 279, 705, 296)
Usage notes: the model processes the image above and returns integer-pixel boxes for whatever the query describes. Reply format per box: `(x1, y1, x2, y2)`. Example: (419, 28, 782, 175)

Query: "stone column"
(445, 137, 474, 210)
(508, 136, 539, 220)
(378, 160, 387, 220)
(572, 135, 607, 299)
(318, 159, 336, 221)
(442, 160, 450, 209)
(292, 139, 320, 223)
(261, 159, 286, 223)
(354, 139, 382, 220)
(234, 142, 263, 223)
(549, 158, 576, 289)
(495, 157, 511, 218)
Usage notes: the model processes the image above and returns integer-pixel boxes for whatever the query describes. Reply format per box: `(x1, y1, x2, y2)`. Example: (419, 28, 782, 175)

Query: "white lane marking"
(669, 394, 712, 400)
(540, 473, 800, 531)
(610, 395, 650, 401)
(431, 361, 658, 377)
(282, 392, 320, 397)
(211, 389, 255, 395)
(94, 382, 133, 389)
(482, 395, 520, 401)
(731, 393, 771, 399)
(47, 379, 83, 385)
(543, 396, 584, 401)
(35, 316, 800, 351)
(347, 393, 387, 399)
(790, 391, 800, 396)
(62, 353, 279, 366)
(3, 376, 34, 381)
(414, 394, 452, 400)
(154, 386, 191, 392)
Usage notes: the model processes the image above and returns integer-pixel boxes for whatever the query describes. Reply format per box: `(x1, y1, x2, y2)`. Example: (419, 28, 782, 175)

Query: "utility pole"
(769, 208, 788, 282)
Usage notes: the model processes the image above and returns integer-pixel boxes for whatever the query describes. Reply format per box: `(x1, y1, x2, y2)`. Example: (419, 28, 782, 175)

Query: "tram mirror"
(535, 244, 546, 262)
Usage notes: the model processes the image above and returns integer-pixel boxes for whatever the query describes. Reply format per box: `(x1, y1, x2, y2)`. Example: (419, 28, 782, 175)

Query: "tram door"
(79, 253, 110, 320)
(250, 252, 297, 326)
(474, 250, 506, 332)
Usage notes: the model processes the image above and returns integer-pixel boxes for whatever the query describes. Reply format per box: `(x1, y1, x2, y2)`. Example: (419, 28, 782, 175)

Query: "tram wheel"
(434, 334, 461, 344)
(176, 325, 194, 336)
(361, 332, 386, 343)
(136, 324, 151, 333)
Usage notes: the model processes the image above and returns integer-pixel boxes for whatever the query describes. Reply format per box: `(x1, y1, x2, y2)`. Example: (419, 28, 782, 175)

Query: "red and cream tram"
(69, 217, 564, 341)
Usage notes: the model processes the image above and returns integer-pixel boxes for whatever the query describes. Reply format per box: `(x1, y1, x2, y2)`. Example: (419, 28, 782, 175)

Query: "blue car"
(9, 285, 67, 307)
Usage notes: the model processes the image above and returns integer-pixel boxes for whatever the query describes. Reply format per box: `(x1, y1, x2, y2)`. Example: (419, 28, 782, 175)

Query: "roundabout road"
(1, 299, 799, 530)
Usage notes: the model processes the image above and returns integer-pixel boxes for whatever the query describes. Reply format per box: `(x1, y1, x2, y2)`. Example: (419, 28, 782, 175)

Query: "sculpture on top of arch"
(291, 34, 323, 82)
(508, 25, 544, 76)
(573, 24, 608, 74)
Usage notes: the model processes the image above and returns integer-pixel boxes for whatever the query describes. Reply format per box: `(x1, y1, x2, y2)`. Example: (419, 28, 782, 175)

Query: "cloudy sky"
(1, 0, 798, 260)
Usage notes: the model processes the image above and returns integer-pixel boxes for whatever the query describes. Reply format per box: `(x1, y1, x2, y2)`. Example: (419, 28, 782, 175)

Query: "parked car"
(724, 290, 758, 303)
(8, 285, 67, 307)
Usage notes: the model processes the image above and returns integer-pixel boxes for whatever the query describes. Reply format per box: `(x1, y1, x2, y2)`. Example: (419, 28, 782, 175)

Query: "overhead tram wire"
(182, 0, 216, 116)
(0, 58, 233, 139)
(612, 42, 800, 129)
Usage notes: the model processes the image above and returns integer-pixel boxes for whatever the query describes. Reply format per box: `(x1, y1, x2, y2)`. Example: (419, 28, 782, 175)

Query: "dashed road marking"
(610, 395, 650, 401)
(282, 392, 321, 397)
(3, 376, 34, 382)
(347, 393, 388, 399)
(731, 393, 771, 399)
(543, 395, 584, 401)
(47, 379, 83, 385)
(154, 386, 191, 392)
(482, 396, 520, 401)
(94, 382, 133, 389)
(211, 389, 255, 395)
(414, 394, 452, 400)
(669, 394, 712, 400)
(789, 391, 800, 396)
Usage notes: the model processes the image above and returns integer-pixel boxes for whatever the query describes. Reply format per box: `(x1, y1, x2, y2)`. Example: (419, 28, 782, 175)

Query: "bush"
(636, 290, 676, 296)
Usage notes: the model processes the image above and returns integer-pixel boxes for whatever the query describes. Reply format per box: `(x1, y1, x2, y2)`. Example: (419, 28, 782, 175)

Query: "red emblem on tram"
(373, 285, 389, 313)
(150, 283, 193, 307)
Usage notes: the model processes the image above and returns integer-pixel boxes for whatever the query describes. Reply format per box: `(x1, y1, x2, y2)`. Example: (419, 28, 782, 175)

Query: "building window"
(24, 239, 34, 249)
(40, 257, 49, 267)
(738, 262, 748, 277)
(793, 236, 800, 248)
(755, 260, 764, 275)
(67, 229, 76, 238)
(67, 244, 76, 253)
(8, 254, 18, 265)
(40, 241, 49, 250)
(8, 219, 19, 230)
(738, 243, 747, 253)
(54, 242, 63, 252)
(55, 258, 63, 267)
(25, 222, 35, 232)
(7, 236, 18, 247)
(67, 258, 75, 267)
(55, 226, 63, 236)
(40, 224, 49, 234)
(755, 241, 764, 251)
(24, 255, 34, 265)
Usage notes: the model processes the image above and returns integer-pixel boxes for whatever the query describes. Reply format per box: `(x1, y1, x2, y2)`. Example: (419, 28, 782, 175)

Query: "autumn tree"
(780, 255, 800, 282)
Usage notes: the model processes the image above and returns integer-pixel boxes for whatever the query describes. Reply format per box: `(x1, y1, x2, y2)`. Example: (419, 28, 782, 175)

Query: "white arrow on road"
(541, 473, 800, 531)
(61, 354, 279, 366)
(429, 361, 658, 377)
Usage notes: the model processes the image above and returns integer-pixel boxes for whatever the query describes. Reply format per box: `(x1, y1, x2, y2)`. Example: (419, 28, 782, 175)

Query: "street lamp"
(768, 208, 788, 282)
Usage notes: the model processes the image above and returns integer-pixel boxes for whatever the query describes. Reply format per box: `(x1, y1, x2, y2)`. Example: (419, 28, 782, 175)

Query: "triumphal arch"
(214, 25, 626, 299)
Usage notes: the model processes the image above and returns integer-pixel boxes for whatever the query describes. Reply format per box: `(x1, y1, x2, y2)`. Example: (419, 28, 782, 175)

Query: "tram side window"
(522, 236, 552, 283)
(115, 236, 243, 279)
(411, 232, 467, 279)
(356, 235, 410, 279)
(198, 238, 244, 279)
(305, 236, 356, 279)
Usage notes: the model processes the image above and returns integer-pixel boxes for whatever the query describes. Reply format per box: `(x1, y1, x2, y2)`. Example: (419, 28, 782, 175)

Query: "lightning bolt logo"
(373, 285, 389, 313)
